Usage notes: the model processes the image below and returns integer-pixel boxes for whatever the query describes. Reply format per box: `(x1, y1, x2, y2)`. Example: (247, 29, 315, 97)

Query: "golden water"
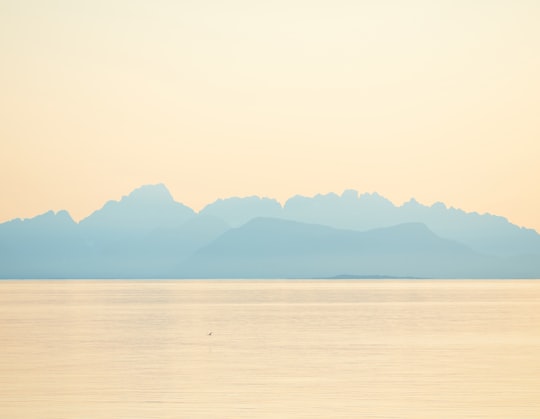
(1, 280, 539, 418)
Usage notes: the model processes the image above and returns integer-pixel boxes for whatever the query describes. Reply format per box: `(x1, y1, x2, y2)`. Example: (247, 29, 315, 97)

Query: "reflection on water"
(1, 280, 539, 418)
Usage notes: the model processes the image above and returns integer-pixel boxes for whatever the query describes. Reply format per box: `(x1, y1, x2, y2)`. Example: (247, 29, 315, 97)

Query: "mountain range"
(1, 184, 539, 279)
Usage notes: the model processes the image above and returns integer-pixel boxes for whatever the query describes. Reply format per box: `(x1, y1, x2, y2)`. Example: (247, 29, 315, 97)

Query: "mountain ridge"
(177, 217, 494, 279)
(1, 184, 539, 279)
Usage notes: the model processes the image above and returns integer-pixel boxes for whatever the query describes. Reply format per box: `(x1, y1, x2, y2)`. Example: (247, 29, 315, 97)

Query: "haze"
(1, 1, 539, 231)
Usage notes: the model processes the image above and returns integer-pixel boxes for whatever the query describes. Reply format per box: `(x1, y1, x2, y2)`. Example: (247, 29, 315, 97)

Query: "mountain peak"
(403, 197, 421, 207)
(22, 210, 75, 225)
(122, 183, 174, 204)
(79, 183, 195, 231)
(357, 192, 394, 206)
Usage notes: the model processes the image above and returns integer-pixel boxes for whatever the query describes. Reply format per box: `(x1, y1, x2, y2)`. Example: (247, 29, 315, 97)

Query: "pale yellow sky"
(1, 1, 539, 231)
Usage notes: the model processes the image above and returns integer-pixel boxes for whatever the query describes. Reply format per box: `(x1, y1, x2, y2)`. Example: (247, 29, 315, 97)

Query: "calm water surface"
(1, 280, 539, 418)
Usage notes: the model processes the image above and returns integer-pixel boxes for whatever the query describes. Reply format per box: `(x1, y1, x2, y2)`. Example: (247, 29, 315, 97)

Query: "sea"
(1, 279, 539, 418)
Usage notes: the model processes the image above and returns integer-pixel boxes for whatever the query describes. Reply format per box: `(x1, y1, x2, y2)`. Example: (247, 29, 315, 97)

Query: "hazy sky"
(1, 1, 539, 231)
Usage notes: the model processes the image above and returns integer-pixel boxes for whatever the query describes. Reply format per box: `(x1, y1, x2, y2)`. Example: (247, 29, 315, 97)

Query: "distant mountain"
(0, 185, 228, 278)
(200, 196, 282, 227)
(1, 184, 539, 278)
(0, 210, 89, 278)
(178, 218, 519, 279)
(80, 183, 195, 235)
(201, 190, 540, 257)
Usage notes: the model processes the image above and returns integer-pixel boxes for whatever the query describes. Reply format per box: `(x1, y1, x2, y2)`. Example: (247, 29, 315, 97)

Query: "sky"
(1, 1, 539, 231)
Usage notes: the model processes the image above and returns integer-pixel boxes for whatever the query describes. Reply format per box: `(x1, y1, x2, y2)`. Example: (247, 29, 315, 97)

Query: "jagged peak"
(208, 195, 279, 204)
(401, 197, 423, 208)
(201, 195, 283, 213)
(431, 201, 447, 210)
(121, 183, 174, 204)
(357, 192, 395, 206)
(1, 209, 76, 227)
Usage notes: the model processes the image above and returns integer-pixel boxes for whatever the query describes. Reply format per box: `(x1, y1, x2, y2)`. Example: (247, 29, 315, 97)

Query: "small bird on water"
(208, 332, 213, 336)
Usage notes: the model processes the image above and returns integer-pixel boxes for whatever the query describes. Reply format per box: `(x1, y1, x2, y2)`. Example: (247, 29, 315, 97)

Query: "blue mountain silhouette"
(178, 218, 501, 278)
(200, 196, 282, 227)
(1, 184, 539, 278)
(202, 190, 540, 256)
(80, 183, 195, 234)
(0, 210, 88, 278)
(0, 185, 227, 278)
